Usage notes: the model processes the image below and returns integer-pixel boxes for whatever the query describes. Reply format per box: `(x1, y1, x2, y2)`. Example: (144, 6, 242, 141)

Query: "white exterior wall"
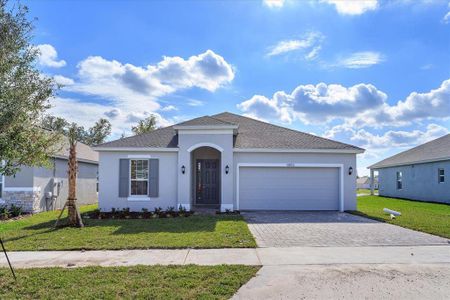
(97, 142, 358, 211)
(98, 151, 178, 212)
(177, 132, 234, 211)
(233, 152, 357, 211)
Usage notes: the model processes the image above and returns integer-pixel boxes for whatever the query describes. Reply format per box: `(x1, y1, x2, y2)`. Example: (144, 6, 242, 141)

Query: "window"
(130, 159, 149, 196)
(438, 168, 445, 183)
(396, 171, 402, 190)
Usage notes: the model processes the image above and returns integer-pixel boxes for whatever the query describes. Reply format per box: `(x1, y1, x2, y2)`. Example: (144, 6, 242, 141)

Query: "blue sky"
(26, 0, 450, 176)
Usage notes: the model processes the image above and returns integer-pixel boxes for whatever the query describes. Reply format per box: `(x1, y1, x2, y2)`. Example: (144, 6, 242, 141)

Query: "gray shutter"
(148, 159, 159, 197)
(119, 159, 129, 197)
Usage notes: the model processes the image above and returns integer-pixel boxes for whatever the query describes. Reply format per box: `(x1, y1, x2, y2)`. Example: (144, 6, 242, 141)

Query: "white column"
(370, 169, 375, 196)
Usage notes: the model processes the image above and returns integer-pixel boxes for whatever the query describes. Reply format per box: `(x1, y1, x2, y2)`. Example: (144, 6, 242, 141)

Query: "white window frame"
(129, 159, 149, 198)
(438, 168, 445, 183)
(396, 171, 403, 190)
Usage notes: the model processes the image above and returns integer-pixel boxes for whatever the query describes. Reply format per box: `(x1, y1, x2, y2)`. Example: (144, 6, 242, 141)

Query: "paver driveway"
(243, 211, 449, 247)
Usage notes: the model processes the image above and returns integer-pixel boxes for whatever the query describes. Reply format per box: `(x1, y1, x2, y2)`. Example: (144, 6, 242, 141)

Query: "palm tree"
(55, 124, 84, 227)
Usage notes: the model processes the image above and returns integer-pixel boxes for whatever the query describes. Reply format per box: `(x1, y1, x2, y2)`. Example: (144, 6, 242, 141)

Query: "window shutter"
(119, 159, 129, 197)
(148, 159, 159, 197)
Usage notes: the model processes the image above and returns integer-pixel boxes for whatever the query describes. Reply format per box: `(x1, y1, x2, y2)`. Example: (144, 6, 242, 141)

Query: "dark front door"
(195, 159, 220, 205)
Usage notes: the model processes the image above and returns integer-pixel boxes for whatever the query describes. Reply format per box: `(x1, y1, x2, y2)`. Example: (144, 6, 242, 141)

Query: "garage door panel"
(239, 167, 339, 210)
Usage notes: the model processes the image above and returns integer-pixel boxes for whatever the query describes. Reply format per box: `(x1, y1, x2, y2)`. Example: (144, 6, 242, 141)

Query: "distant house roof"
(54, 137, 99, 164)
(369, 134, 450, 169)
(356, 176, 369, 185)
(356, 176, 378, 185)
(95, 112, 364, 152)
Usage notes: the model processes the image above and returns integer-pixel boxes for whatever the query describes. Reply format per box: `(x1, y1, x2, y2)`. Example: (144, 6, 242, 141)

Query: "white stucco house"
(0, 139, 98, 213)
(94, 112, 364, 212)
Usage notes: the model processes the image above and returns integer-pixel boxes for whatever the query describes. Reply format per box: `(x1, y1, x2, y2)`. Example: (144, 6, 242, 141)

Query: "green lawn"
(357, 189, 377, 195)
(354, 195, 450, 239)
(0, 205, 256, 250)
(0, 265, 259, 299)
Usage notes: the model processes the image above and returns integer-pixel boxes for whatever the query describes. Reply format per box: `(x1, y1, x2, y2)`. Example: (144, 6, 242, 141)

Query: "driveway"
(232, 264, 450, 300)
(243, 211, 449, 247)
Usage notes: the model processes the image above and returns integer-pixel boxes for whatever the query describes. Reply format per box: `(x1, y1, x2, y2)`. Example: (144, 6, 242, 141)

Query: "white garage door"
(238, 167, 340, 210)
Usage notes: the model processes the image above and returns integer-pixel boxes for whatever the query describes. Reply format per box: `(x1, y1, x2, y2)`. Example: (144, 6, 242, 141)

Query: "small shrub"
(9, 204, 22, 217)
(0, 205, 9, 220)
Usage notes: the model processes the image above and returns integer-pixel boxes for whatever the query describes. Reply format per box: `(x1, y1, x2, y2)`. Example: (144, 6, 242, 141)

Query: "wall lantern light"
(348, 166, 353, 175)
(225, 165, 230, 174)
(181, 165, 185, 174)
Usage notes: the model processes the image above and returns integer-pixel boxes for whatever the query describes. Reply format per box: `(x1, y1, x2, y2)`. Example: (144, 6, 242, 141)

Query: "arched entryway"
(191, 146, 221, 208)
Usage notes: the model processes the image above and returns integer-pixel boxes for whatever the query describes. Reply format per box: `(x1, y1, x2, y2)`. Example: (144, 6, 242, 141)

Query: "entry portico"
(175, 118, 237, 212)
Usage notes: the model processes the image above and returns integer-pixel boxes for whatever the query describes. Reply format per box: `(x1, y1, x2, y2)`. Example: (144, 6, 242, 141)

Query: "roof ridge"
(94, 125, 173, 148)
(368, 133, 450, 168)
(207, 115, 237, 126)
(214, 112, 363, 150)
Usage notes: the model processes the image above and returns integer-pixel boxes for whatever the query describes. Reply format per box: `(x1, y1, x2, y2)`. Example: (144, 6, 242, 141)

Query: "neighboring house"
(0, 139, 99, 213)
(368, 134, 450, 204)
(356, 176, 378, 189)
(95, 112, 364, 212)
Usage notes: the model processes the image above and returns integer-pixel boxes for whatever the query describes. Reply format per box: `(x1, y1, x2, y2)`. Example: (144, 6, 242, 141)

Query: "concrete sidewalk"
(1, 245, 449, 268)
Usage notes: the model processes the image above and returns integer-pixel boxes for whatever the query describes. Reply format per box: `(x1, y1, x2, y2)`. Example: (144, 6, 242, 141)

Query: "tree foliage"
(42, 115, 112, 146)
(131, 114, 158, 135)
(0, 0, 60, 176)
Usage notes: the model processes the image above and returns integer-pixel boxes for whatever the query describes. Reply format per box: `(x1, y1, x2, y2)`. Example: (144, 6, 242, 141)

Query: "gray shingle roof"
(369, 134, 450, 169)
(174, 116, 237, 127)
(55, 137, 99, 163)
(95, 112, 363, 151)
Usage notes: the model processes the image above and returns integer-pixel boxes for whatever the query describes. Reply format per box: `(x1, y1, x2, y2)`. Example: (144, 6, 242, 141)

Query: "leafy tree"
(84, 118, 111, 146)
(41, 115, 69, 133)
(131, 114, 158, 135)
(42, 115, 111, 146)
(0, 0, 60, 176)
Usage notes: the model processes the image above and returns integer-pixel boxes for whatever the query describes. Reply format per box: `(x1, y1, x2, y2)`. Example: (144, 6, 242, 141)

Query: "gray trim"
(148, 159, 159, 197)
(119, 159, 129, 197)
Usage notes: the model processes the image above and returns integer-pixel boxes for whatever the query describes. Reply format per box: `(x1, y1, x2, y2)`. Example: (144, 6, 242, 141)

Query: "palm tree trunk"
(67, 139, 83, 227)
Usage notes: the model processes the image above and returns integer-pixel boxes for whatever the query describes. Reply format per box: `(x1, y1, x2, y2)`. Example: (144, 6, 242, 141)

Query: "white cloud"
(385, 79, 450, 122)
(305, 46, 322, 61)
(267, 32, 324, 59)
(160, 105, 178, 112)
(328, 123, 449, 150)
(322, 0, 378, 15)
(238, 78, 450, 130)
(36, 44, 66, 68)
(70, 50, 234, 112)
(50, 50, 234, 139)
(238, 82, 387, 124)
(187, 99, 204, 106)
(263, 0, 285, 8)
(442, 11, 450, 24)
(238, 94, 293, 123)
(53, 75, 74, 86)
(336, 51, 384, 69)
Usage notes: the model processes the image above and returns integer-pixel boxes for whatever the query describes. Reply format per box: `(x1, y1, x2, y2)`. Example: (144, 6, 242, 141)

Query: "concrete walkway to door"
(242, 211, 449, 247)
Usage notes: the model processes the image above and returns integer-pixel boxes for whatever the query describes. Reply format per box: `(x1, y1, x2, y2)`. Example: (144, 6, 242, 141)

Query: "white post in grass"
(370, 169, 375, 196)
